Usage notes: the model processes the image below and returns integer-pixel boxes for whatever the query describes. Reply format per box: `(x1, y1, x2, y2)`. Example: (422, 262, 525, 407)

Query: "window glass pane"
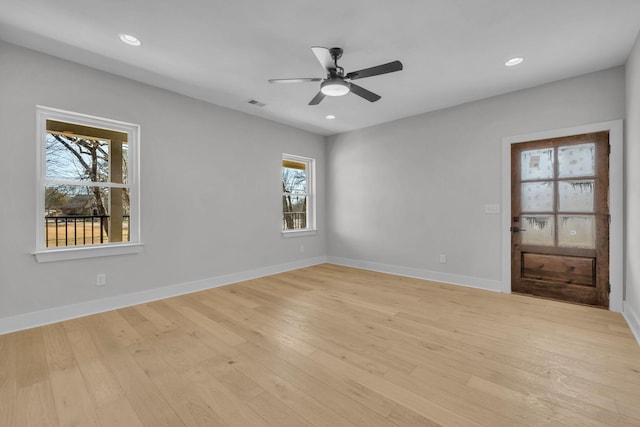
(45, 185, 110, 247)
(521, 148, 554, 180)
(558, 180, 595, 213)
(282, 166, 307, 194)
(44, 185, 131, 247)
(116, 142, 128, 185)
(123, 145, 129, 184)
(46, 132, 111, 182)
(521, 181, 553, 212)
(558, 143, 595, 178)
(521, 215, 555, 246)
(558, 215, 595, 249)
(45, 184, 109, 216)
(282, 195, 307, 230)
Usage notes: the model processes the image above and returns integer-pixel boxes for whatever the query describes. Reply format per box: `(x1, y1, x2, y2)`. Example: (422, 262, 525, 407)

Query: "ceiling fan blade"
(346, 60, 403, 80)
(311, 46, 334, 71)
(308, 91, 326, 105)
(349, 83, 381, 102)
(268, 78, 322, 84)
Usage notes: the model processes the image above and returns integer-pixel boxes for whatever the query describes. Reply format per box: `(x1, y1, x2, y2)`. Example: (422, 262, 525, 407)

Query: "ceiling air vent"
(248, 99, 266, 107)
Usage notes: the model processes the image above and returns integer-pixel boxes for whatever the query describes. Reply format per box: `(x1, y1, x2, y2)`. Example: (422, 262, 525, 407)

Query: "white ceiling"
(1, 0, 639, 136)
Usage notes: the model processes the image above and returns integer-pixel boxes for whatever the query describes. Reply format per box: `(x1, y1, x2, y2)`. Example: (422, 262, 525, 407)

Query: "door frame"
(501, 120, 624, 311)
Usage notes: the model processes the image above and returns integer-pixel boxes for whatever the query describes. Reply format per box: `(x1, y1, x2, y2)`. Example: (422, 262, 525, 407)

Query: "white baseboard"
(0, 256, 327, 335)
(8, 254, 635, 348)
(623, 301, 640, 347)
(327, 257, 503, 293)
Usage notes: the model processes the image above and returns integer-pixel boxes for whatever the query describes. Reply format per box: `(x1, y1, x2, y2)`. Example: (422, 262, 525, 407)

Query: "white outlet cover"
(96, 273, 106, 286)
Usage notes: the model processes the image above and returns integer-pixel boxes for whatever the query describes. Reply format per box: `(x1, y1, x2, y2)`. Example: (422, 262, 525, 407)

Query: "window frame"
(282, 153, 316, 237)
(34, 106, 143, 262)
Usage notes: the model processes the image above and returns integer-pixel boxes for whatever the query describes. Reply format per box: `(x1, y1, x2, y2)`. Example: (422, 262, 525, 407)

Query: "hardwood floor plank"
(84, 315, 187, 427)
(16, 328, 50, 388)
(14, 328, 59, 426)
(233, 340, 398, 427)
(42, 323, 101, 426)
(221, 323, 401, 421)
(95, 398, 145, 427)
(309, 348, 481, 427)
(128, 343, 225, 426)
(247, 391, 314, 427)
(16, 380, 59, 427)
(229, 352, 359, 427)
(2, 263, 639, 426)
(616, 399, 640, 421)
(172, 305, 246, 347)
(466, 374, 630, 427)
(0, 332, 18, 427)
(215, 369, 264, 403)
(62, 318, 127, 408)
(131, 303, 178, 333)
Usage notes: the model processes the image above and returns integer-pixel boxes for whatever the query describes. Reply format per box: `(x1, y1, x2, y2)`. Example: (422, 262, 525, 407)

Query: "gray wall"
(0, 38, 635, 333)
(326, 67, 625, 290)
(0, 41, 326, 322)
(625, 32, 640, 328)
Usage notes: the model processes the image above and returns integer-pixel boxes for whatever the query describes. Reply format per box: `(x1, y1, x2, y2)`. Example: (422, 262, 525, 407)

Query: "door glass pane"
(558, 180, 595, 213)
(558, 215, 595, 249)
(521, 148, 554, 180)
(521, 215, 555, 246)
(558, 143, 595, 178)
(521, 182, 553, 212)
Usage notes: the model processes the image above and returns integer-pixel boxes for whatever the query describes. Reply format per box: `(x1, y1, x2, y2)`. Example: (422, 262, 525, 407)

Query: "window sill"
(34, 243, 144, 263)
(282, 229, 317, 238)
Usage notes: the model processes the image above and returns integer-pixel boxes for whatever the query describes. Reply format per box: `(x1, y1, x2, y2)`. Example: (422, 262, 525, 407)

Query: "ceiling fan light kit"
(320, 78, 350, 96)
(269, 46, 403, 105)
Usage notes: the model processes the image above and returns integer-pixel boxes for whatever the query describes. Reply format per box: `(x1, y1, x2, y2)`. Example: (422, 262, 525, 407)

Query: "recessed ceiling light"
(119, 34, 142, 46)
(326, 115, 336, 120)
(505, 57, 524, 67)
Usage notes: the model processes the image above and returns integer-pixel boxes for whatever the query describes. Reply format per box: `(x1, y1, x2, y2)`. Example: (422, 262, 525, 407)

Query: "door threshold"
(511, 292, 608, 310)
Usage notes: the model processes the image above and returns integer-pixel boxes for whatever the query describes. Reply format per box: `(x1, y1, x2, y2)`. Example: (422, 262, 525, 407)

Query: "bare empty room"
(1, 1, 640, 426)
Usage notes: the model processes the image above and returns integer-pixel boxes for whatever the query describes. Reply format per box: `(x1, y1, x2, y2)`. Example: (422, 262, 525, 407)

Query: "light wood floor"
(1, 264, 640, 426)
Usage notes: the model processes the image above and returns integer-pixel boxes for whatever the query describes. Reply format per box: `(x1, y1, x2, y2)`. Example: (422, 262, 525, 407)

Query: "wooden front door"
(511, 132, 610, 308)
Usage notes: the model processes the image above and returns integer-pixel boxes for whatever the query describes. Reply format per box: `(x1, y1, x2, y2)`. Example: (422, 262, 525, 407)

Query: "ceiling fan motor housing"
(329, 47, 343, 61)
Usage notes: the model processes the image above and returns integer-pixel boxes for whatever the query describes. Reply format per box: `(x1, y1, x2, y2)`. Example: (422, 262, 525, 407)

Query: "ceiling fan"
(269, 47, 403, 105)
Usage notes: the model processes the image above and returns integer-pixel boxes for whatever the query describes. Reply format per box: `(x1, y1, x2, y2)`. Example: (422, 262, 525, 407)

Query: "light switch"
(484, 204, 501, 214)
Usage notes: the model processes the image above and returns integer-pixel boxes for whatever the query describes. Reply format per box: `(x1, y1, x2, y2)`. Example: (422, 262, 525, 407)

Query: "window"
(282, 154, 315, 235)
(35, 106, 142, 262)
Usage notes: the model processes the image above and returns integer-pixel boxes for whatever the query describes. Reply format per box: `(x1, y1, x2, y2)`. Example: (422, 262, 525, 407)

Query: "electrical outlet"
(96, 273, 106, 286)
(439, 254, 447, 264)
(300, 244, 305, 253)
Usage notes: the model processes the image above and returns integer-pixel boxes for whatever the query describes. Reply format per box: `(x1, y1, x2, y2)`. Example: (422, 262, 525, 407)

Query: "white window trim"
(282, 153, 316, 236)
(34, 106, 143, 262)
(282, 229, 317, 238)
